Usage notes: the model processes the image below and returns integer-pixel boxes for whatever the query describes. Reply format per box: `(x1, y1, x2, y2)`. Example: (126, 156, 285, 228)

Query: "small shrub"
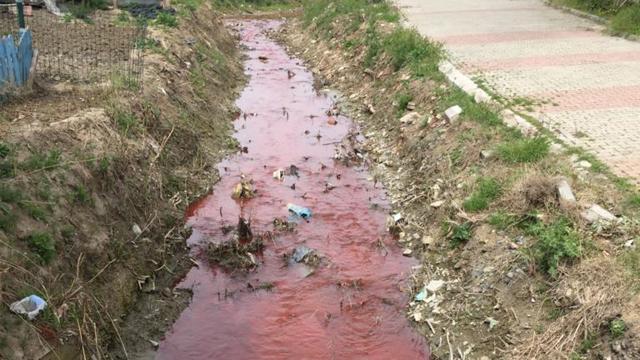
(449, 222, 472, 248)
(20, 202, 48, 221)
(528, 218, 582, 277)
(0, 211, 17, 233)
(463, 177, 502, 212)
(112, 109, 139, 136)
(497, 137, 549, 163)
(27, 232, 56, 264)
(610, 318, 626, 338)
(155, 12, 178, 27)
(394, 91, 413, 114)
(611, 4, 640, 35)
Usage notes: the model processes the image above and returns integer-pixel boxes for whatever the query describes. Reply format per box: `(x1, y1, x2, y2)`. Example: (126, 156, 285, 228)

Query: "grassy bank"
(0, 2, 243, 358)
(287, 0, 640, 358)
(553, 0, 640, 35)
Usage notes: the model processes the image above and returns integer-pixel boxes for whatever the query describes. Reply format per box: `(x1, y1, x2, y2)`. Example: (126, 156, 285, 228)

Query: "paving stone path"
(397, 0, 640, 181)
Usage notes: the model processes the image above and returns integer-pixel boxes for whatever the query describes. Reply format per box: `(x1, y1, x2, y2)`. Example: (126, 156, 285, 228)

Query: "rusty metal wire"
(1, 7, 145, 85)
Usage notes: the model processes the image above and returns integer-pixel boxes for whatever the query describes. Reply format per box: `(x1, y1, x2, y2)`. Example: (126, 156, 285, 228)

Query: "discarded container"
(415, 288, 427, 302)
(10, 295, 47, 320)
(291, 246, 314, 263)
(287, 203, 312, 219)
(273, 169, 285, 181)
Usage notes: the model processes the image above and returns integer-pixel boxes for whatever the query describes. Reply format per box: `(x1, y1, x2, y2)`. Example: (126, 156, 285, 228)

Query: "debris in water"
(207, 238, 264, 271)
(287, 203, 312, 220)
(232, 180, 255, 199)
(238, 217, 253, 241)
(273, 217, 296, 232)
(288, 246, 321, 267)
(327, 116, 338, 125)
(10, 295, 47, 320)
(287, 165, 300, 177)
(324, 182, 336, 193)
(273, 169, 285, 181)
(258, 55, 268, 62)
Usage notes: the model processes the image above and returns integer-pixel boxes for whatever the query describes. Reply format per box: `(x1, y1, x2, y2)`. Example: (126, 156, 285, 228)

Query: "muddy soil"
(154, 20, 429, 359)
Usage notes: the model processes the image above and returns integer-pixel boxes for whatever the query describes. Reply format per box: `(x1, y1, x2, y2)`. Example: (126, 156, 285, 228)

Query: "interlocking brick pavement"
(396, 0, 640, 181)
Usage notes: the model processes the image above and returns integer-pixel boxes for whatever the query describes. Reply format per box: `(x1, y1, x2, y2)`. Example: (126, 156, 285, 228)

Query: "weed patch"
(610, 318, 626, 338)
(611, 4, 640, 35)
(27, 232, 56, 264)
(497, 137, 549, 163)
(155, 12, 178, 27)
(449, 222, 472, 248)
(0, 185, 22, 203)
(527, 218, 582, 277)
(21, 150, 62, 171)
(383, 28, 442, 78)
(463, 177, 502, 212)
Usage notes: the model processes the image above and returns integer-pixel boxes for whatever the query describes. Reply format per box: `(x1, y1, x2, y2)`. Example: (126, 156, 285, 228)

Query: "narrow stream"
(156, 20, 428, 359)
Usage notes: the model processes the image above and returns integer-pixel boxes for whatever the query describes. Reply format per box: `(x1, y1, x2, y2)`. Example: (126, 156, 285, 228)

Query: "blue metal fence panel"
(0, 29, 33, 92)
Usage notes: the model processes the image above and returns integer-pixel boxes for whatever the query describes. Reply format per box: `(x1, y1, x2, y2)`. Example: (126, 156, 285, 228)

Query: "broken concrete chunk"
(581, 204, 617, 223)
(399, 111, 422, 124)
(444, 105, 463, 123)
(474, 88, 491, 103)
(556, 178, 576, 209)
(406, 101, 416, 111)
(426, 279, 445, 293)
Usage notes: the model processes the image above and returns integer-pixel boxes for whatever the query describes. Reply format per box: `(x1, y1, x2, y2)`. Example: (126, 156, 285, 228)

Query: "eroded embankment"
(0, 4, 243, 359)
(156, 19, 428, 360)
(279, 4, 640, 359)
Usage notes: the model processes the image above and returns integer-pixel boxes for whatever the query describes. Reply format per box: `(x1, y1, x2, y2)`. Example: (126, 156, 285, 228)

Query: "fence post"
(16, 0, 26, 29)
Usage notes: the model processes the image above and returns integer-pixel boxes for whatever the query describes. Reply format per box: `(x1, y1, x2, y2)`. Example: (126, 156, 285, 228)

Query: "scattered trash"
(415, 288, 428, 301)
(238, 217, 253, 241)
(406, 102, 416, 111)
(426, 280, 445, 293)
(288, 246, 321, 267)
(430, 200, 445, 208)
(132, 223, 143, 236)
(444, 105, 463, 123)
(149, 339, 160, 349)
(327, 116, 338, 125)
(323, 182, 336, 193)
(403, 248, 413, 256)
(365, 103, 376, 114)
(232, 180, 255, 199)
(287, 203, 312, 219)
(287, 70, 296, 79)
(480, 150, 494, 160)
(625, 239, 635, 249)
(291, 246, 313, 263)
(484, 317, 499, 331)
(273, 169, 285, 181)
(421, 236, 433, 245)
(126, 4, 176, 20)
(10, 295, 47, 320)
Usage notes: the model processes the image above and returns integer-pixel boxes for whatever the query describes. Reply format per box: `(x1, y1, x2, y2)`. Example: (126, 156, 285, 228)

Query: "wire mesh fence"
(0, 6, 145, 86)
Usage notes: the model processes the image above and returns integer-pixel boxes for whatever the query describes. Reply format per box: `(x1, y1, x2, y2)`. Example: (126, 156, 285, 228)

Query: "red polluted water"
(156, 20, 429, 360)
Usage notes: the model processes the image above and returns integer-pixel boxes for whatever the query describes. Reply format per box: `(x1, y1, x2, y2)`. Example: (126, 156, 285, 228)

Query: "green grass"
(0, 211, 17, 233)
(383, 28, 442, 78)
(0, 185, 22, 203)
(488, 211, 517, 230)
(611, 4, 640, 35)
(155, 12, 178, 28)
(449, 222, 472, 248)
(21, 150, 62, 171)
(0, 143, 10, 159)
(628, 194, 640, 209)
(463, 177, 502, 212)
(72, 185, 92, 205)
(20, 202, 48, 221)
(497, 137, 550, 163)
(437, 87, 503, 127)
(111, 109, 139, 136)
(610, 318, 626, 338)
(394, 91, 413, 115)
(27, 232, 56, 264)
(526, 218, 582, 278)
